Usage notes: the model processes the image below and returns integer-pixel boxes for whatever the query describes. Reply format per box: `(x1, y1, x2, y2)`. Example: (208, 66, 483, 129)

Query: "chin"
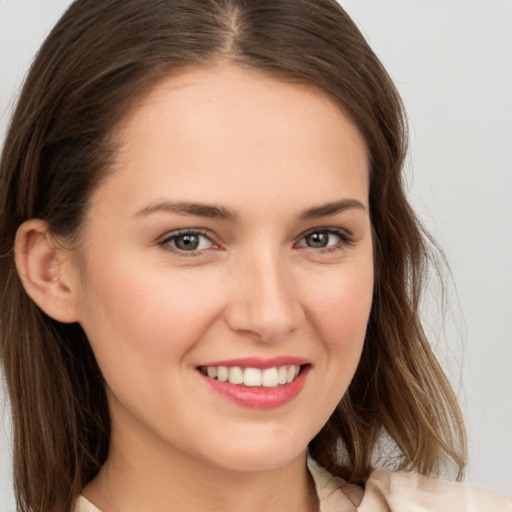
(195, 433, 310, 473)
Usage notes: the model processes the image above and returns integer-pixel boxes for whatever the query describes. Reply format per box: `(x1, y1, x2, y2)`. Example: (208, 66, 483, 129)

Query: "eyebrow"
(298, 199, 367, 220)
(133, 198, 366, 222)
(134, 201, 238, 221)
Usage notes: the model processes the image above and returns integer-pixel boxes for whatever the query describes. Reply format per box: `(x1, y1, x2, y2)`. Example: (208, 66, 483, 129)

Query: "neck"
(82, 423, 317, 512)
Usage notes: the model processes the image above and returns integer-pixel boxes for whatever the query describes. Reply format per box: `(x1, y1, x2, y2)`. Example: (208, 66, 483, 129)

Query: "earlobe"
(14, 219, 80, 323)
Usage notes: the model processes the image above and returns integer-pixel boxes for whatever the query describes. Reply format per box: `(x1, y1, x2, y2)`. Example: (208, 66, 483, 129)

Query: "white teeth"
(228, 366, 244, 385)
(217, 366, 229, 382)
(244, 367, 262, 387)
(202, 364, 302, 387)
(278, 366, 288, 385)
(262, 368, 279, 388)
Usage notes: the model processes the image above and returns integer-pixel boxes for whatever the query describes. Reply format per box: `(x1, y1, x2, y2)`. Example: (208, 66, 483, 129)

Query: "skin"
(66, 64, 375, 512)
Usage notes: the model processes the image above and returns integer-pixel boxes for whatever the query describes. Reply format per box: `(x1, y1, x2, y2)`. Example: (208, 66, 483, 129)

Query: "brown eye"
(304, 231, 331, 248)
(159, 230, 214, 252)
(297, 228, 353, 252)
(175, 233, 201, 251)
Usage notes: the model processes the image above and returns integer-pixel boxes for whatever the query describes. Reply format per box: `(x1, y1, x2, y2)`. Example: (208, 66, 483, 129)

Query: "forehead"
(91, 64, 369, 218)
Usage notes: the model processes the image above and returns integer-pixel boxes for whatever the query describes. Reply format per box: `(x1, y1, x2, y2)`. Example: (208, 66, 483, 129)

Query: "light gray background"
(1, 0, 511, 508)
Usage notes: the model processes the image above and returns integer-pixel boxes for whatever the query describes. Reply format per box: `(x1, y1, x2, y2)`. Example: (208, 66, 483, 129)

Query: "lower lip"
(199, 366, 309, 409)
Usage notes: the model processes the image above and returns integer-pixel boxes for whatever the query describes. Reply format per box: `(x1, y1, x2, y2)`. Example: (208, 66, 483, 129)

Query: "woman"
(0, 1, 510, 511)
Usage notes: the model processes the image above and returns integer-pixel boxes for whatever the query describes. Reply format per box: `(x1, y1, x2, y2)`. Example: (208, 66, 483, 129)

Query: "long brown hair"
(0, 1, 466, 510)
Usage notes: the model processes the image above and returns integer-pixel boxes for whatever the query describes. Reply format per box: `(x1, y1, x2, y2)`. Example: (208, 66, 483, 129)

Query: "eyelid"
(157, 228, 220, 255)
(156, 226, 354, 256)
(294, 226, 355, 250)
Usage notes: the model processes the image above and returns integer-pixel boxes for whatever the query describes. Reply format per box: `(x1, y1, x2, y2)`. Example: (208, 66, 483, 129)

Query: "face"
(72, 64, 373, 473)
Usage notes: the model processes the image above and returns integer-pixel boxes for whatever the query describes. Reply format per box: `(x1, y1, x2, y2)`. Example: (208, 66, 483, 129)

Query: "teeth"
(202, 364, 302, 387)
(228, 366, 244, 385)
(278, 366, 287, 385)
(286, 365, 296, 384)
(244, 367, 262, 387)
(217, 366, 229, 382)
(262, 368, 278, 388)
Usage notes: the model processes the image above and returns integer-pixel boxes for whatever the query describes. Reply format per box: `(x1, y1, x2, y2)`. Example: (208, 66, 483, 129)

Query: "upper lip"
(197, 356, 310, 369)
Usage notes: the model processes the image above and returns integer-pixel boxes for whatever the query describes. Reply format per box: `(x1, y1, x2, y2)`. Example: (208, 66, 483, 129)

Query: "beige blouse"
(74, 458, 512, 512)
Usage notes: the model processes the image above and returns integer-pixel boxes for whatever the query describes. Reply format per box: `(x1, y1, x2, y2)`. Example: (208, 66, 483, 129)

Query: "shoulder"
(75, 462, 512, 512)
(307, 457, 512, 512)
(73, 495, 101, 512)
(359, 467, 512, 512)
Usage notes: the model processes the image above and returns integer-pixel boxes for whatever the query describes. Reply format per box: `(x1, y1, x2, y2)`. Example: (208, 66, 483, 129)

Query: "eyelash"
(157, 227, 354, 256)
(158, 229, 217, 257)
(295, 227, 355, 253)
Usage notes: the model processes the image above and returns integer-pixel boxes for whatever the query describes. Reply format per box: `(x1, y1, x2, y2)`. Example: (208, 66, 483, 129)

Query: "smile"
(198, 364, 302, 388)
(197, 359, 310, 409)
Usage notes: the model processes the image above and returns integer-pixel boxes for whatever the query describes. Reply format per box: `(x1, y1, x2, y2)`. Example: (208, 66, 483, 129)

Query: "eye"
(159, 230, 215, 253)
(297, 228, 352, 250)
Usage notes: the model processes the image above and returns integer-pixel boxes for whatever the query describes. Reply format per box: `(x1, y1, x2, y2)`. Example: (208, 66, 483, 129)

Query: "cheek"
(77, 260, 225, 369)
(305, 261, 374, 352)
(296, 258, 373, 431)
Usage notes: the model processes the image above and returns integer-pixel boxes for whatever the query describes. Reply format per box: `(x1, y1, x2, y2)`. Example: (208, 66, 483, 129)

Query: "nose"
(224, 249, 304, 342)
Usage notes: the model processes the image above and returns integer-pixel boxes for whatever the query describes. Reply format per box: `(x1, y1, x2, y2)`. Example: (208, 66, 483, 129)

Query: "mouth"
(198, 364, 306, 388)
(196, 360, 311, 409)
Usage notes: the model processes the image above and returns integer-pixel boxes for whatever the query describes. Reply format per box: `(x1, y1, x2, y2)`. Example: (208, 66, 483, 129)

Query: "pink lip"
(198, 364, 310, 410)
(198, 356, 309, 369)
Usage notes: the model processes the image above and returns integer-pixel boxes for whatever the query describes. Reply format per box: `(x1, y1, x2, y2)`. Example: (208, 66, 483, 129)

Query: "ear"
(14, 219, 81, 323)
